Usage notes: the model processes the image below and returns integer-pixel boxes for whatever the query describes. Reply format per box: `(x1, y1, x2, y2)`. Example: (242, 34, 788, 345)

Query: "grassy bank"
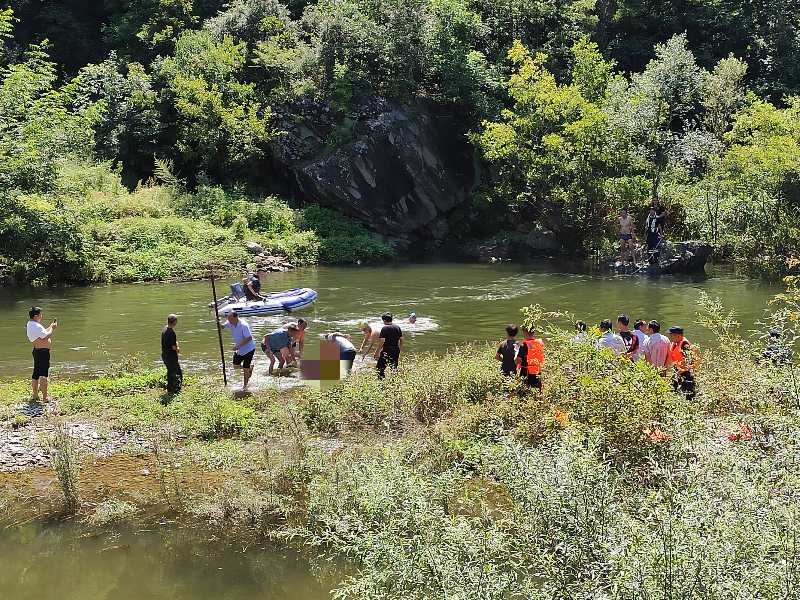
(0, 162, 394, 285)
(2, 286, 799, 597)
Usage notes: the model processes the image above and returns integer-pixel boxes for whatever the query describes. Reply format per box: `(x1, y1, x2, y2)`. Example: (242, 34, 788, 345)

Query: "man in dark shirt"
(244, 272, 265, 301)
(495, 324, 519, 376)
(373, 313, 403, 379)
(161, 314, 182, 395)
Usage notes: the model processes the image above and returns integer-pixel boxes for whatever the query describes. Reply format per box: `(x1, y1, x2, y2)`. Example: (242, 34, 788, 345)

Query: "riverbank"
(2, 289, 799, 596)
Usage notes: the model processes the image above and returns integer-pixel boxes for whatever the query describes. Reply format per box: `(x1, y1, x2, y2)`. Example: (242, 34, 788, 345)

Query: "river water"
(0, 522, 331, 600)
(0, 263, 779, 381)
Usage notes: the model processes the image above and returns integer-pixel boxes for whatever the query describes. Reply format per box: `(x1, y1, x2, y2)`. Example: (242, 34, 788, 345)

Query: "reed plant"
(48, 424, 80, 514)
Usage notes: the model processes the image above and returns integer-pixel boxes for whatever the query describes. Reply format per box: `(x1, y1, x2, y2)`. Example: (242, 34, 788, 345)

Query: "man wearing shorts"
(222, 311, 256, 390)
(26, 306, 57, 402)
(619, 209, 635, 263)
(262, 324, 300, 375)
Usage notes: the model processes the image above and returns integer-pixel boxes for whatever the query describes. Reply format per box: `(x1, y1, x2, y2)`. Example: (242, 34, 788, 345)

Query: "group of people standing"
(494, 315, 698, 400)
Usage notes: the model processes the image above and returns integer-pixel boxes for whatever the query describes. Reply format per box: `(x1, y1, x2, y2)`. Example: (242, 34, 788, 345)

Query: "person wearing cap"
(408, 312, 417, 325)
(243, 271, 265, 301)
(161, 314, 182, 395)
(373, 313, 403, 378)
(667, 326, 697, 400)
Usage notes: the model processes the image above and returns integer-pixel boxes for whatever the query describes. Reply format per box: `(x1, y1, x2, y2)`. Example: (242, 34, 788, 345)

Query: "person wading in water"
(374, 313, 403, 379)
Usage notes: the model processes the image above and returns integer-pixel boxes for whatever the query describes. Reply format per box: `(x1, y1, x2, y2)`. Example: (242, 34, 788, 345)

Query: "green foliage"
(477, 41, 623, 253)
(154, 30, 275, 177)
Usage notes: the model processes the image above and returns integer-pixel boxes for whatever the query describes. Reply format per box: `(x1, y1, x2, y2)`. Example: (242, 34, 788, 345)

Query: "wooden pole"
(210, 270, 228, 386)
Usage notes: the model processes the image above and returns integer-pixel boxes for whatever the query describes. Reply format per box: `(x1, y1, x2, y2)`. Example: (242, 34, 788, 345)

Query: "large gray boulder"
(270, 100, 477, 249)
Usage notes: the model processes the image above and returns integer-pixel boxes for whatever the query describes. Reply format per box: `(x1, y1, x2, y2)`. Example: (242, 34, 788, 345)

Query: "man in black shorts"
(373, 313, 403, 379)
(26, 306, 57, 402)
(495, 324, 519, 376)
(161, 314, 182, 395)
(221, 311, 257, 390)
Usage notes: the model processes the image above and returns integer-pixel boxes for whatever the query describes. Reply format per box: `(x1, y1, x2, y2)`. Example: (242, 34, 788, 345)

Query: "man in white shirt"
(643, 320, 670, 373)
(26, 306, 57, 402)
(221, 311, 257, 390)
(596, 319, 626, 355)
(631, 319, 649, 361)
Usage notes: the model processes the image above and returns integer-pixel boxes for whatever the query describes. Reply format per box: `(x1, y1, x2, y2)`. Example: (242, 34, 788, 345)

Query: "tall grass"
(49, 424, 80, 514)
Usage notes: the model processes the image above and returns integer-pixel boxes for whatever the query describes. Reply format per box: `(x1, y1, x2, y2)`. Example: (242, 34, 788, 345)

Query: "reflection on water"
(0, 521, 330, 600)
(0, 263, 780, 381)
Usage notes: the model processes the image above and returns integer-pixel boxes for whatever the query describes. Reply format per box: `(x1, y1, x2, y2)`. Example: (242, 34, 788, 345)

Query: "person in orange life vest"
(667, 326, 697, 400)
(515, 327, 544, 390)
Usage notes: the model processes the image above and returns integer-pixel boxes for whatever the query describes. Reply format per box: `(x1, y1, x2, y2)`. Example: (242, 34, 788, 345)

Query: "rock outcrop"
(271, 99, 477, 249)
(609, 240, 713, 275)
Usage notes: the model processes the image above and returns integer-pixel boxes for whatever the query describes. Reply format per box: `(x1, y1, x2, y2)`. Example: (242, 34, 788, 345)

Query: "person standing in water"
(374, 313, 403, 379)
(495, 324, 519, 376)
(26, 306, 57, 402)
(161, 314, 182, 395)
(262, 324, 300, 375)
(221, 311, 256, 390)
(322, 332, 358, 377)
(516, 327, 544, 390)
(619, 209, 635, 263)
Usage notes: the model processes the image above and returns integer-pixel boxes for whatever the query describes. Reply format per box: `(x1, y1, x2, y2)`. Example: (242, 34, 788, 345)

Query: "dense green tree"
(478, 41, 625, 253)
(154, 30, 275, 180)
(73, 54, 161, 182)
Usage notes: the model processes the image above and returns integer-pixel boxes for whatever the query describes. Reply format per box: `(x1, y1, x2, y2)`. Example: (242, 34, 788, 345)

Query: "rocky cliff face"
(270, 99, 477, 250)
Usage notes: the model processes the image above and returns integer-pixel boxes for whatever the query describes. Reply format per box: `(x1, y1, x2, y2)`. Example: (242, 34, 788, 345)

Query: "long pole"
(210, 270, 228, 386)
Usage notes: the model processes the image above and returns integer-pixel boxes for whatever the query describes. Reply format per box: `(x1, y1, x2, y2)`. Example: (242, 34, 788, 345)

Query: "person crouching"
(262, 324, 301, 375)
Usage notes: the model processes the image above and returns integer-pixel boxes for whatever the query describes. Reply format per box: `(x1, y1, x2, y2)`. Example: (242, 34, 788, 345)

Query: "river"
(0, 521, 331, 600)
(0, 263, 779, 380)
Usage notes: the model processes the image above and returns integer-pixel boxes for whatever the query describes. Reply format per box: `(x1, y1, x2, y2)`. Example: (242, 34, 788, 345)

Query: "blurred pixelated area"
(299, 340, 353, 387)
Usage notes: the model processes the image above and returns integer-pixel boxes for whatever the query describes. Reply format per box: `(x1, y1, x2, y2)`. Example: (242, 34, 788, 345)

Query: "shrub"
(85, 498, 139, 526)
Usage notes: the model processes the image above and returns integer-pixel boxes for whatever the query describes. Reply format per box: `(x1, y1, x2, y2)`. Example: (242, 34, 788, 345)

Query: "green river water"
(0, 263, 782, 598)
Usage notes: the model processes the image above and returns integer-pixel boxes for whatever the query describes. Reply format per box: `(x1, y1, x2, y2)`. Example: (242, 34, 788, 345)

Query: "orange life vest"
(520, 338, 545, 375)
(669, 337, 692, 371)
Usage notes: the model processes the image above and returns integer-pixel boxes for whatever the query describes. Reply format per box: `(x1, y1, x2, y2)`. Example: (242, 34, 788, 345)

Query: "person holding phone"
(26, 306, 57, 402)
